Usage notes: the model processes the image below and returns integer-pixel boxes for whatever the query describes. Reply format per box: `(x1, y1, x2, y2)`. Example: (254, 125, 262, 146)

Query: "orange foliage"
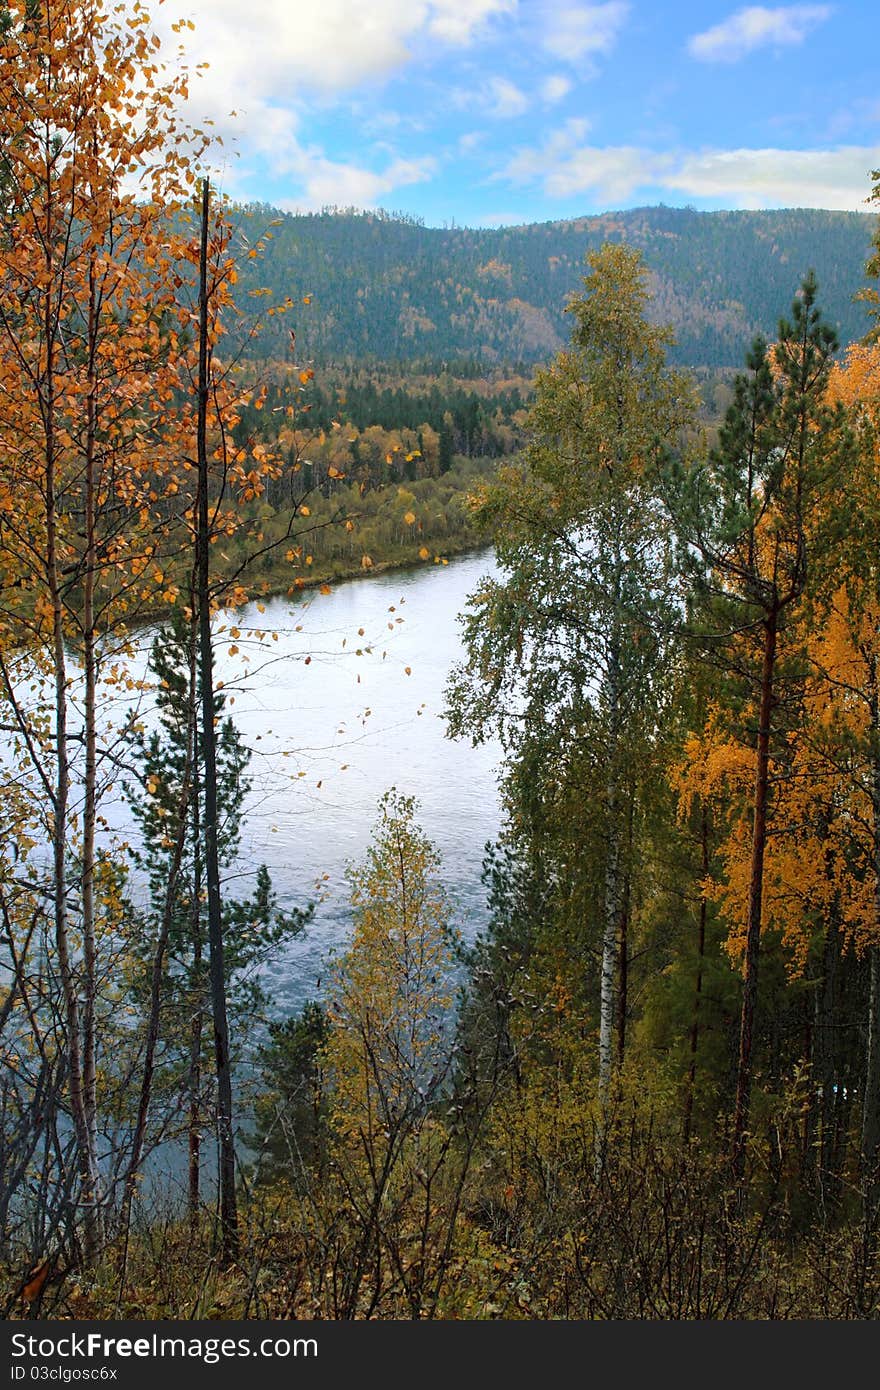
(676, 342, 880, 977)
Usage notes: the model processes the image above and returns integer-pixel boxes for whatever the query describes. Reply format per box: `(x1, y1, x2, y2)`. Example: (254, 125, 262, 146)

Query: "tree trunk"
(616, 794, 634, 1067)
(863, 950, 880, 1174)
(596, 558, 623, 1170)
(616, 879, 629, 1068)
(188, 1004, 203, 1235)
(598, 673, 621, 1107)
(43, 251, 100, 1258)
(120, 626, 197, 1259)
(811, 903, 839, 1199)
(80, 244, 102, 1243)
(732, 613, 777, 1177)
(196, 178, 239, 1263)
(188, 718, 204, 1234)
(683, 802, 709, 1142)
(859, 655, 880, 1194)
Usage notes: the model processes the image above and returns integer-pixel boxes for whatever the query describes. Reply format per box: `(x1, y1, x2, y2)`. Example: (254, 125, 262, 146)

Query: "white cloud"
(428, 0, 517, 43)
(663, 146, 879, 209)
(152, 0, 516, 170)
(285, 154, 437, 210)
(486, 77, 530, 118)
(166, 0, 515, 100)
(143, 1, 509, 208)
(458, 131, 484, 153)
(541, 74, 573, 103)
(687, 5, 832, 63)
(542, 3, 629, 70)
(500, 124, 879, 210)
(450, 75, 531, 120)
(504, 125, 646, 203)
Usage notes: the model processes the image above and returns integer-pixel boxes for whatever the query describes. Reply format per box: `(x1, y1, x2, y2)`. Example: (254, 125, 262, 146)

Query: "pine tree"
(665, 273, 844, 1173)
(250, 1002, 329, 1188)
(125, 610, 311, 1225)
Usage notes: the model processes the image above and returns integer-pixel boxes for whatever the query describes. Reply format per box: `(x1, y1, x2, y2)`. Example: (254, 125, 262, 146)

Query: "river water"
(141, 547, 503, 1015)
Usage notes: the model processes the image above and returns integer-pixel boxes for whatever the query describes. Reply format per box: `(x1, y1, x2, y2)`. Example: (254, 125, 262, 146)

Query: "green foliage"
(249, 1001, 329, 1187)
(235, 367, 529, 464)
(326, 790, 458, 1138)
(128, 612, 249, 908)
(228, 204, 876, 369)
(220, 455, 499, 593)
(10, 169, 880, 1316)
(124, 613, 312, 1109)
(455, 839, 551, 1092)
(447, 246, 695, 1085)
(860, 167, 880, 340)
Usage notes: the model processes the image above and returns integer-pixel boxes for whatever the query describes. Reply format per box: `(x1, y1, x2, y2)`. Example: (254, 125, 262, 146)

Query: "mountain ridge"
(234, 203, 878, 370)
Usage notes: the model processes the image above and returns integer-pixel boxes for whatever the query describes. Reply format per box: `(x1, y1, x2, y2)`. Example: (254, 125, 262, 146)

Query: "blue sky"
(161, 2, 880, 225)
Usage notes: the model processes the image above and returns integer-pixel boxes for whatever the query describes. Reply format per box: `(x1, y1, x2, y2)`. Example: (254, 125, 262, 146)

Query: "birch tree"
(446, 244, 693, 1132)
(0, 0, 202, 1255)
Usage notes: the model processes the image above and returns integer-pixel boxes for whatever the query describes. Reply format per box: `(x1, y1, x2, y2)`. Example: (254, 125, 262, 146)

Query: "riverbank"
(258, 529, 488, 599)
(116, 455, 498, 633)
(214, 453, 498, 607)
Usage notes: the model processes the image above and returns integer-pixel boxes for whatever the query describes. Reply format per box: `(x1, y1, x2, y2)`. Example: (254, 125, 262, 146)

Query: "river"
(134, 546, 504, 1015)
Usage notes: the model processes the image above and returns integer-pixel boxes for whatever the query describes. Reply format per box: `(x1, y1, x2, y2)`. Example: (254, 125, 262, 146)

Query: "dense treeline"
(209, 363, 525, 592)
(6, 0, 880, 1324)
(207, 363, 531, 591)
(223, 456, 498, 593)
(318, 373, 528, 457)
(229, 201, 877, 368)
(232, 365, 530, 486)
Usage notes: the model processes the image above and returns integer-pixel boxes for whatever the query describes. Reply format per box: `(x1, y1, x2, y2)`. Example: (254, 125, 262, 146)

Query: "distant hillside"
(233, 204, 877, 371)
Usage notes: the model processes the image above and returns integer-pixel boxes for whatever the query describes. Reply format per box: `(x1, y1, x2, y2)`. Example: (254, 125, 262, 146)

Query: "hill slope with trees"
(235, 203, 877, 368)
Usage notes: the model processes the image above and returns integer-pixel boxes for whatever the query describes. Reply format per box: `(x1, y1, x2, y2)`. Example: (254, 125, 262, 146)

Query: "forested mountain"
(234, 203, 877, 368)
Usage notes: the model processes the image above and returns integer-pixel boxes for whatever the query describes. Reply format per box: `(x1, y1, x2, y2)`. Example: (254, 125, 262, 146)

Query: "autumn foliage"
(5, 0, 880, 1325)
